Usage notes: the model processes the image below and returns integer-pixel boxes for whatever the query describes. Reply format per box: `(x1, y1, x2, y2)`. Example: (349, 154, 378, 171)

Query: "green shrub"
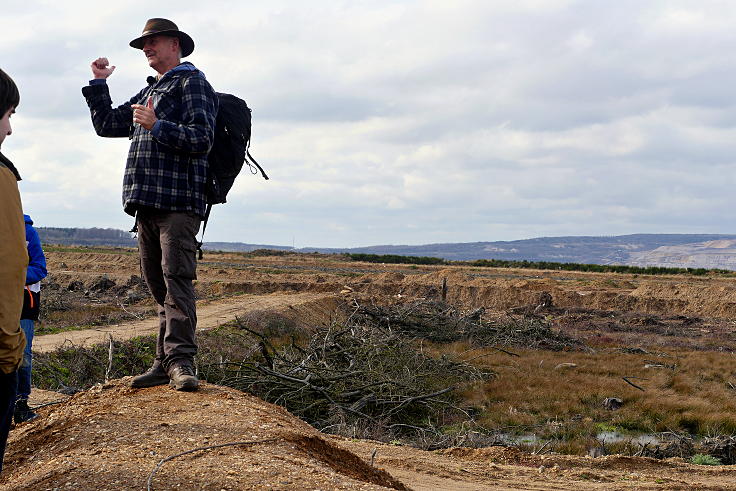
(690, 454, 722, 466)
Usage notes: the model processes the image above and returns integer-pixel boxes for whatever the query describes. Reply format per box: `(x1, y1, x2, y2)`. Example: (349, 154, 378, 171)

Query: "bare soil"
(4, 248, 736, 489)
(3, 381, 405, 490)
(4, 382, 736, 490)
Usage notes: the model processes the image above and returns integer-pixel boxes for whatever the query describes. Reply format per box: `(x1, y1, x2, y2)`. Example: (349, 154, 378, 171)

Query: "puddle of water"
(496, 431, 663, 447)
(495, 433, 541, 445)
(597, 431, 661, 445)
(510, 434, 541, 444)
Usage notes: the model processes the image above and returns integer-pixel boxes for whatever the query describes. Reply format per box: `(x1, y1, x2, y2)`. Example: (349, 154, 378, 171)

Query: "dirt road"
(34, 292, 336, 353)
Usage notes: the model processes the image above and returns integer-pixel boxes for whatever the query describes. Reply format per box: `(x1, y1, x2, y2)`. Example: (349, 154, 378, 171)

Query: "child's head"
(0, 69, 19, 147)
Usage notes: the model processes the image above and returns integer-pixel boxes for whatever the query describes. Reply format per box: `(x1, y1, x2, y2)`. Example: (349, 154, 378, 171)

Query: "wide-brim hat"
(129, 18, 195, 58)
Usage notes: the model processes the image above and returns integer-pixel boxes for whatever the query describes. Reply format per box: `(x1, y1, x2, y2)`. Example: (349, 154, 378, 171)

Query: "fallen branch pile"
(350, 299, 583, 351)
(700, 435, 736, 465)
(633, 432, 736, 464)
(200, 317, 493, 442)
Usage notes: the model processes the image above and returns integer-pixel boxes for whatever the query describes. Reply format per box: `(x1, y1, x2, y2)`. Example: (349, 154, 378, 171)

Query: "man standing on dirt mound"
(82, 18, 218, 391)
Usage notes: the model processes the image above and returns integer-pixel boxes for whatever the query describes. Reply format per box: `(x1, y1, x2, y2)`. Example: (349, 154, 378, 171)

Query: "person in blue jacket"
(15, 214, 47, 423)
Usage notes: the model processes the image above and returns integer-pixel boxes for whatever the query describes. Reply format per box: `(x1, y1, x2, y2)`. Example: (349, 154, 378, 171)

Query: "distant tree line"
(347, 253, 734, 276)
(37, 227, 136, 247)
(348, 253, 446, 265)
(468, 259, 732, 276)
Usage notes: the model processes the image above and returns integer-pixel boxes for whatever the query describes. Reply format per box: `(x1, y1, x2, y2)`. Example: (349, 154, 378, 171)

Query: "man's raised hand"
(91, 57, 116, 79)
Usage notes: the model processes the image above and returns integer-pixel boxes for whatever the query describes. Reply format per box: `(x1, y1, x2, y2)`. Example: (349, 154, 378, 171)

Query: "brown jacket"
(0, 154, 27, 374)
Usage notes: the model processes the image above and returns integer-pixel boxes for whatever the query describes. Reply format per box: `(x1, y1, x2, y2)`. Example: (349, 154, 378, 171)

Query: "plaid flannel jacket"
(82, 62, 218, 217)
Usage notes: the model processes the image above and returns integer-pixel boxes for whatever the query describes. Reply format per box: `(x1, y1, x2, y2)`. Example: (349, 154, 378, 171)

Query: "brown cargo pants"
(136, 210, 201, 371)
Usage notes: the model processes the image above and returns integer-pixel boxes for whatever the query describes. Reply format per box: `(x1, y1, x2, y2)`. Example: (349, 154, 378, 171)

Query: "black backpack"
(206, 93, 268, 203)
(198, 93, 269, 257)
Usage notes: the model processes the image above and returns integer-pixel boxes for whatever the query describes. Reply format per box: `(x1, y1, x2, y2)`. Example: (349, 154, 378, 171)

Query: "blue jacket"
(23, 215, 46, 321)
(25, 214, 47, 285)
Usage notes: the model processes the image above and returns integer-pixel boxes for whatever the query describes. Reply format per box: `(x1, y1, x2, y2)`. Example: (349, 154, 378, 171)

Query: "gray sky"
(3, 0, 736, 247)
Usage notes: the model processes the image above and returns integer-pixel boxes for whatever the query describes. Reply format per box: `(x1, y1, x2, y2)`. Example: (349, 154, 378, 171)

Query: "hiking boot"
(131, 362, 170, 388)
(14, 399, 38, 424)
(168, 363, 198, 392)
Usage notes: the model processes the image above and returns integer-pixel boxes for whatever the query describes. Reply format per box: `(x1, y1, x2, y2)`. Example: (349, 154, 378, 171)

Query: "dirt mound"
(439, 445, 537, 465)
(369, 272, 407, 283)
(2, 380, 406, 490)
(628, 281, 736, 317)
(418, 268, 472, 284)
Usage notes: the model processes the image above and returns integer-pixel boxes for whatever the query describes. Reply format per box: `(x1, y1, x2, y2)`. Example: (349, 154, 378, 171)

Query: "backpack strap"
(196, 203, 213, 260)
(246, 149, 269, 180)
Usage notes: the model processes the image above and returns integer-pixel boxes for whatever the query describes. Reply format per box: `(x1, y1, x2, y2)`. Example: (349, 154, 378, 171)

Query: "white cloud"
(2, 0, 736, 247)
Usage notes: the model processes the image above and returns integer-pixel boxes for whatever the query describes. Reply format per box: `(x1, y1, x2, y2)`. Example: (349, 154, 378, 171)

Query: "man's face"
(0, 108, 14, 148)
(142, 35, 180, 74)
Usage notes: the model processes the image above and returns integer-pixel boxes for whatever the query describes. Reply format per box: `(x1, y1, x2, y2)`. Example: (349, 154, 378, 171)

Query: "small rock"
(126, 290, 144, 303)
(587, 446, 605, 458)
(554, 363, 577, 370)
(534, 292, 554, 312)
(89, 275, 116, 292)
(622, 347, 648, 354)
(67, 280, 84, 291)
(126, 274, 147, 290)
(603, 397, 623, 410)
(465, 307, 485, 321)
(58, 386, 80, 395)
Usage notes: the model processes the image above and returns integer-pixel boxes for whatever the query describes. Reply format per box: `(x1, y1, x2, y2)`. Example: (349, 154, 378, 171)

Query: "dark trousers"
(17, 319, 34, 400)
(136, 210, 201, 371)
(0, 370, 17, 474)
